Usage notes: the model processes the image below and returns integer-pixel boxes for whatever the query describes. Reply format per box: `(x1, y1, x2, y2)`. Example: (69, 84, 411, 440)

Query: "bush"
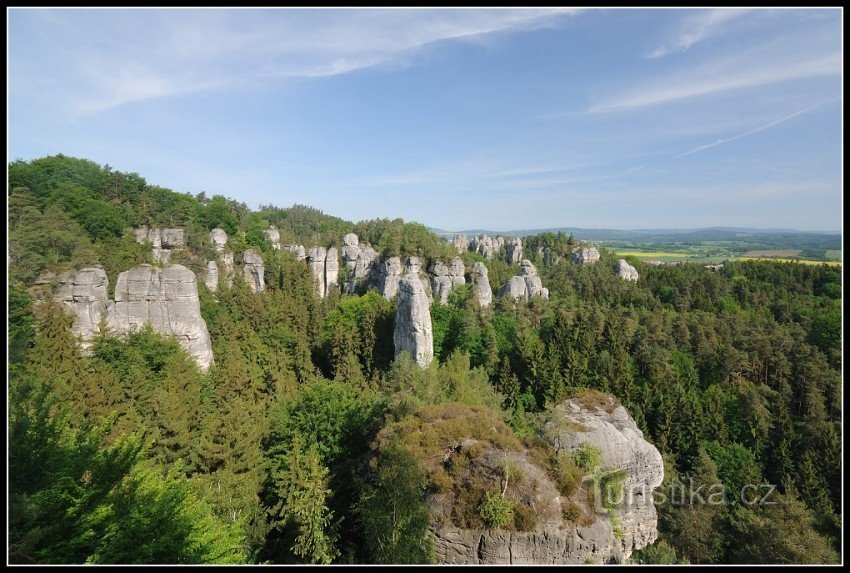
(513, 503, 537, 532)
(571, 442, 603, 473)
(479, 492, 515, 529)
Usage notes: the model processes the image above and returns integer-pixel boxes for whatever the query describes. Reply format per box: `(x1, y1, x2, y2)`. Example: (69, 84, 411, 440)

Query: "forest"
(7, 155, 842, 564)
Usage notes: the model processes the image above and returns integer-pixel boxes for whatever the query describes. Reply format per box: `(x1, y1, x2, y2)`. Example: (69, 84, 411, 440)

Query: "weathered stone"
(351, 244, 378, 294)
(325, 247, 339, 296)
(306, 247, 327, 298)
(221, 251, 234, 287)
(205, 260, 219, 292)
(572, 246, 600, 265)
(342, 233, 360, 269)
(134, 227, 184, 263)
(471, 262, 492, 308)
(108, 264, 214, 372)
(615, 259, 639, 281)
(498, 260, 548, 302)
(242, 250, 265, 294)
(393, 272, 434, 368)
(506, 237, 523, 264)
(55, 266, 113, 350)
(160, 228, 184, 249)
(644, 260, 663, 267)
(264, 227, 281, 250)
(285, 244, 306, 261)
(498, 275, 528, 301)
(452, 234, 468, 254)
(379, 256, 403, 300)
(210, 228, 228, 252)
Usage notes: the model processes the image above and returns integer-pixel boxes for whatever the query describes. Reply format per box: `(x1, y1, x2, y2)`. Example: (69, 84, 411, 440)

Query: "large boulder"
(134, 227, 185, 263)
(393, 271, 434, 368)
(429, 257, 466, 305)
(325, 247, 340, 296)
(471, 262, 492, 308)
(285, 244, 306, 261)
(54, 266, 113, 350)
(243, 250, 265, 294)
(452, 234, 468, 254)
(342, 233, 360, 269)
(210, 228, 228, 252)
(352, 244, 378, 294)
(108, 264, 214, 372)
(615, 259, 639, 281)
(379, 256, 403, 300)
(306, 247, 327, 298)
(205, 260, 219, 292)
(264, 227, 281, 250)
(506, 237, 523, 264)
(572, 246, 600, 265)
(498, 261, 548, 302)
(498, 275, 527, 301)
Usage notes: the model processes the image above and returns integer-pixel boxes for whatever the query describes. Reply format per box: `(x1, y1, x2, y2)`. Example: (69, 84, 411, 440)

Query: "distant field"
(613, 249, 692, 260)
(825, 250, 842, 261)
(733, 257, 842, 267)
(742, 249, 801, 258)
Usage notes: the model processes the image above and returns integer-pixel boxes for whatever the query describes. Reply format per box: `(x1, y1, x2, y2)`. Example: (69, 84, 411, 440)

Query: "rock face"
(264, 227, 281, 250)
(325, 247, 340, 295)
(498, 260, 548, 302)
(221, 251, 235, 287)
(471, 234, 498, 260)
(210, 228, 228, 253)
(429, 257, 466, 305)
(353, 244, 378, 293)
(572, 246, 600, 265)
(306, 247, 327, 298)
(134, 227, 185, 263)
(536, 246, 562, 266)
(379, 256, 403, 300)
(242, 250, 265, 294)
(285, 244, 306, 261)
(205, 260, 219, 292)
(341, 233, 360, 269)
(55, 266, 113, 349)
(427, 396, 664, 564)
(471, 262, 492, 308)
(452, 234, 468, 254)
(393, 270, 434, 368)
(644, 260, 663, 267)
(540, 395, 665, 561)
(615, 259, 639, 281)
(506, 237, 523, 264)
(108, 264, 214, 372)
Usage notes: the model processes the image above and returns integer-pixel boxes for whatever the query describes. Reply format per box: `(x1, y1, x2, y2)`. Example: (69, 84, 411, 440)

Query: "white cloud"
(648, 9, 750, 59)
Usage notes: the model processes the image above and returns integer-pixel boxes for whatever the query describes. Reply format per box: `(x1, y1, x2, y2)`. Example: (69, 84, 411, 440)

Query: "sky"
(7, 8, 843, 232)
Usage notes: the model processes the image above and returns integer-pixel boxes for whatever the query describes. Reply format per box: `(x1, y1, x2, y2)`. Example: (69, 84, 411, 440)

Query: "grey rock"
(55, 266, 113, 350)
(352, 244, 378, 293)
(284, 244, 306, 261)
(325, 247, 339, 296)
(615, 259, 639, 281)
(644, 260, 663, 267)
(264, 227, 281, 250)
(160, 228, 185, 249)
(379, 256, 403, 300)
(498, 260, 548, 302)
(108, 264, 214, 372)
(221, 251, 235, 287)
(452, 234, 468, 253)
(306, 247, 327, 298)
(205, 260, 219, 292)
(242, 250, 265, 293)
(134, 227, 185, 262)
(471, 262, 492, 308)
(393, 272, 434, 368)
(429, 257, 465, 305)
(506, 237, 523, 264)
(498, 275, 528, 301)
(572, 246, 600, 265)
(210, 228, 228, 252)
(342, 233, 360, 269)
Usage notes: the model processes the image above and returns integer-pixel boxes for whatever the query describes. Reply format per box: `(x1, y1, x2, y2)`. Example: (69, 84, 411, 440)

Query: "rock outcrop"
(505, 237, 523, 264)
(393, 268, 434, 368)
(572, 246, 600, 265)
(471, 234, 498, 260)
(353, 244, 379, 293)
(210, 228, 228, 253)
(452, 234, 468, 254)
(306, 247, 327, 298)
(134, 226, 185, 263)
(341, 233, 360, 269)
(284, 244, 307, 261)
(429, 257, 466, 305)
(54, 266, 113, 349)
(378, 256, 403, 300)
(205, 260, 219, 292)
(221, 251, 235, 287)
(615, 259, 639, 281)
(242, 250, 265, 294)
(264, 227, 281, 250)
(536, 246, 562, 266)
(644, 260, 663, 267)
(325, 247, 340, 295)
(108, 264, 214, 372)
(498, 260, 548, 302)
(471, 262, 493, 308)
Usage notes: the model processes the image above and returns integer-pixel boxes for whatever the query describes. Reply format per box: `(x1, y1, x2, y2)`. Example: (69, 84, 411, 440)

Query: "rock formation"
(471, 262, 492, 308)
(572, 246, 600, 265)
(242, 250, 265, 294)
(498, 260, 549, 302)
(134, 226, 185, 263)
(393, 268, 434, 368)
(353, 244, 379, 293)
(452, 234, 468, 254)
(306, 247, 327, 298)
(210, 228, 228, 253)
(54, 266, 113, 350)
(108, 264, 214, 372)
(264, 227, 281, 250)
(471, 234, 498, 260)
(644, 260, 663, 267)
(205, 260, 219, 292)
(536, 246, 562, 266)
(615, 259, 639, 281)
(429, 257, 466, 305)
(505, 237, 523, 264)
(341, 233, 360, 269)
(284, 244, 306, 261)
(325, 247, 340, 295)
(221, 251, 235, 287)
(378, 256, 403, 300)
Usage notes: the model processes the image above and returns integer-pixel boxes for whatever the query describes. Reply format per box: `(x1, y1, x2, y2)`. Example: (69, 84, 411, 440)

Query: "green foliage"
(571, 442, 603, 473)
(479, 492, 515, 529)
(631, 540, 681, 564)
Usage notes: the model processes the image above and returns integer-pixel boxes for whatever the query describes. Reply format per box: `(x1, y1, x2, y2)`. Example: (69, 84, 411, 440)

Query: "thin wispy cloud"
(648, 9, 750, 59)
(674, 97, 838, 158)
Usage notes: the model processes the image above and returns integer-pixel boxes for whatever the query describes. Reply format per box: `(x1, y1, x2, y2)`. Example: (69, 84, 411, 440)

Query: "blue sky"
(8, 8, 842, 231)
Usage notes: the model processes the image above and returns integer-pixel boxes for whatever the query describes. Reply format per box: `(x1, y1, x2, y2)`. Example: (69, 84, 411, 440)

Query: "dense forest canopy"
(7, 155, 842, 564)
